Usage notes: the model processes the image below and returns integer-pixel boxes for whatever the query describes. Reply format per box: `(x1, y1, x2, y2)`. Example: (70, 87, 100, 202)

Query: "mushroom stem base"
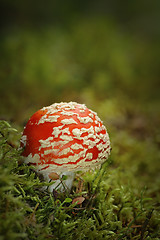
(48, 171, 75, 192)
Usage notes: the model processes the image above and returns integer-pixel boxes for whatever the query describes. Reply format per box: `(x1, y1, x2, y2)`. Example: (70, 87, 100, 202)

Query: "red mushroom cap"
(21, 102, 111, 179)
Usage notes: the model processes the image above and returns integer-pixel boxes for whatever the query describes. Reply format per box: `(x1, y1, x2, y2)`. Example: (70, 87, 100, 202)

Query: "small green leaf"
(64, 198, 72, 203)
(62, 175, 68, 180)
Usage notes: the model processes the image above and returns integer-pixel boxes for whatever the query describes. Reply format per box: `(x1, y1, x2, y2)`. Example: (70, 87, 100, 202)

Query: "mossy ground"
(0, 119, 159, 240)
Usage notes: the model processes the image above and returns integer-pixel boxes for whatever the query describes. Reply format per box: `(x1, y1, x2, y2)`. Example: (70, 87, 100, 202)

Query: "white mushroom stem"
(48, 172, 75, 192)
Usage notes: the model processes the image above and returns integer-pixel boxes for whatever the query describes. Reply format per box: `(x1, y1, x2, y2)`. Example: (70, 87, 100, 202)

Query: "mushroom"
(20, 102, 111, 192)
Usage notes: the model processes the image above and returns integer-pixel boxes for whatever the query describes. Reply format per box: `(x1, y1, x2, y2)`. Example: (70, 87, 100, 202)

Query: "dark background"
(0, 0, 160, 121)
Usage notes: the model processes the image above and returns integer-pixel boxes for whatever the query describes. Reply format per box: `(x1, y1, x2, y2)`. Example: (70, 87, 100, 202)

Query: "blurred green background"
(0, 0, 160, 198)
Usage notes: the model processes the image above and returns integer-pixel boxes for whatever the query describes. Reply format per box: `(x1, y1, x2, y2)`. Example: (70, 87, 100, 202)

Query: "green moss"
(0, 120, 159, 239)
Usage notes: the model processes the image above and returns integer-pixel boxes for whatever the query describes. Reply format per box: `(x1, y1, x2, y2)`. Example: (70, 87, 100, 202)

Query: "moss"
(0, 120, 160, 239)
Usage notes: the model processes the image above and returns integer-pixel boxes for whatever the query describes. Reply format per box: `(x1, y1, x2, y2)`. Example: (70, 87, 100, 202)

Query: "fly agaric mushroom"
(20, 102, 111, 192)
